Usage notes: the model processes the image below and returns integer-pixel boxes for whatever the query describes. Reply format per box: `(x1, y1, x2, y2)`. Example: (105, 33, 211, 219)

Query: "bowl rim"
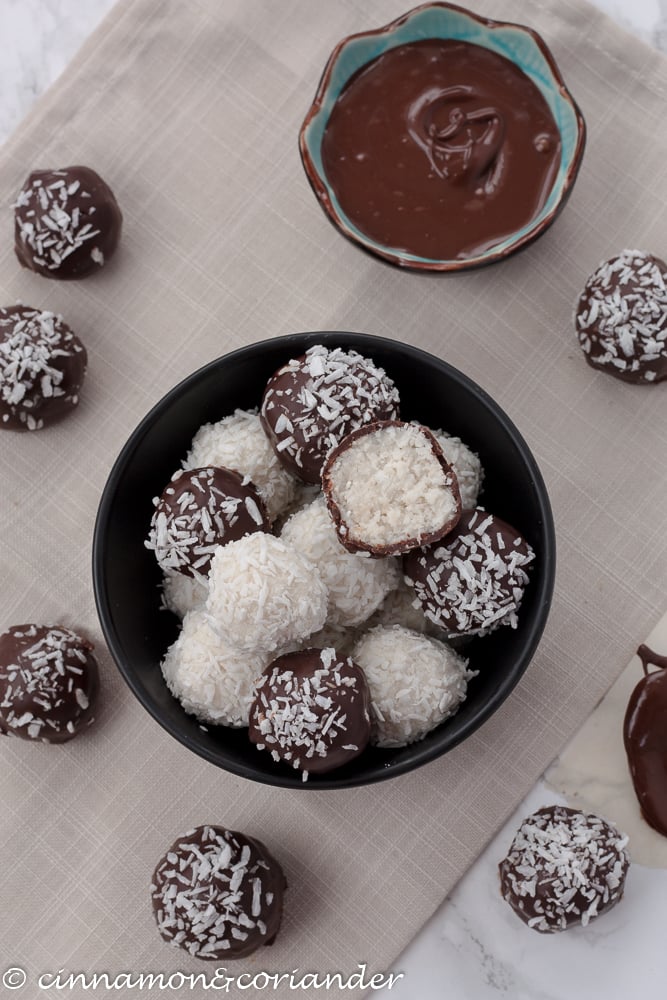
(299, 1, 587, 273)
(92, 331, 556, 789)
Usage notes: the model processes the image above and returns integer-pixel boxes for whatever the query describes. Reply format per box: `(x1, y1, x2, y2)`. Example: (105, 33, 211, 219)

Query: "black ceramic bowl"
(93, 332, 555, 788)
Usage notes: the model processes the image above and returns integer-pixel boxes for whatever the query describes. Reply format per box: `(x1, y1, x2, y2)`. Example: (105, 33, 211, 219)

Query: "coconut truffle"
(14, 165, 122, 279)
(161, 610, 267, 727)
(0, 624, 98, 742)
(430, 429, 483, 508)
(404, 508, 535, 637)
(161, 571, 208, 620)
(575, 249, 667, 384)
(322, 420, 461, 556)
(260, 344, 400, 483)
(146, 467, 269, 577)
(499, 805, 630, 933)
(0, 305, 86, 431)
(352, 625, 473, 748)
(205, 533, 328, 654)
(184, 409, 297, 524)
(249, 647, 371, 777)
(151, 824, 286, 960)
(280, 496, 400, 627)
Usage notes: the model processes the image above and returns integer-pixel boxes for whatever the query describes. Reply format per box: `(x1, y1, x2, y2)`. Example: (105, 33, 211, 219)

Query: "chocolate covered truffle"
(260, 344, 400, 483)
(499, 805, 629, 932)
(575, 249, 667, 383)
(322, 420, 461, 556)
(0, 305, 86, 431)
(0, 624, 98, 742)
(146, 466, 269, 577)
(249, 647, 371, 777)
(404, 508, 534, 636)
(151, 824, 286, 959)
(14, 165, 122, 279)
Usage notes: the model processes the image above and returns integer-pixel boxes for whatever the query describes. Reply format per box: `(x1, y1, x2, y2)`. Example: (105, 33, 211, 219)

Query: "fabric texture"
(1, 0, 667, 993)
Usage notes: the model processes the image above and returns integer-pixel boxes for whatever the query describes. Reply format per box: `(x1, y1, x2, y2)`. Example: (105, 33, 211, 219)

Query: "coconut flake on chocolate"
(0, 624, 98, 742)
(260, 344, 400, 483)
(205, 533, 328, 653)
(352, 624, 473, 747)
(498, 805, 629, 933)
(14, 166, 122, 279)
(0, 305, 86, 431)
(146, 466, 269, 577)
(322, 420, 461, 556)
(404, 508, 534, 636)
(575, 249, 667, 383)
(184, 408, 298, 524)
(151, 824, 286, 959)
(249, 647, 371, 777)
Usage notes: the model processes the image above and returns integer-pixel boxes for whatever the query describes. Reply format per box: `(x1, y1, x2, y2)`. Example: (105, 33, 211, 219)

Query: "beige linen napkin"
(2, 0, 667, 994)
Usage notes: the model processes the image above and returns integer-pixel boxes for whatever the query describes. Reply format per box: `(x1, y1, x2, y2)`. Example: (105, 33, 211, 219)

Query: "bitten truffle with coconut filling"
(205, 533, 328, 653)
(249, 647, 371, 777)
(499, 805, 629, 933)
(260, 344, 400, 483)
(575, 249, 667, 384)
(0, 305, 86, 431)
(0, 624, 98, 742)
(14, 165, 122, 279)
(184, 409, 297, 524)
(151, 824, 286, 960)
(322, 420, 461, 556)
(404, 508, 534, 637)
(146, 467, 269, 577)
(280, 496, 400, 627)
(160, 610, 269, 727)
(352, 625, 474, 748)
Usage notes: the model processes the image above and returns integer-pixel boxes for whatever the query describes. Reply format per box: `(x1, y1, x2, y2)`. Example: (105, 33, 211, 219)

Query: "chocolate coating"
(151, 824, 286, 960)
(249, 647, 371, 775)
(404, 508, 534, 636)
(0, 305, 87, 431)
(14, 165, 122, 279)
(575, 249, 667, 383)
(499, 805, 629, 932)
(260, 344, 399, 483)
(0, 624, 99, 742)
(321, 39, 561, 261)
(146, 466, 270, 577)
(623, 644, 667, 837)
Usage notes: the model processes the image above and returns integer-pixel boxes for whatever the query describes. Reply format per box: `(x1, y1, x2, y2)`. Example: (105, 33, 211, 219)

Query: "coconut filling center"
(329, 425, 458, 546)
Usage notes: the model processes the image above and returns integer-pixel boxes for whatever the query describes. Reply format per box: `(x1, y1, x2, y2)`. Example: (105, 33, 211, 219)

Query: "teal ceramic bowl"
(299, 2, 586, 272)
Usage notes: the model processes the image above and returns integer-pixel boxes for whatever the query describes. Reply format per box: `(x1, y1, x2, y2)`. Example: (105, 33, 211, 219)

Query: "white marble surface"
(1, 2, 666, 998)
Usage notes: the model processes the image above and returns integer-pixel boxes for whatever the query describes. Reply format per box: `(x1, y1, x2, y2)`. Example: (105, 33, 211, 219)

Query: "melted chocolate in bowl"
(321, 39, 561, 260)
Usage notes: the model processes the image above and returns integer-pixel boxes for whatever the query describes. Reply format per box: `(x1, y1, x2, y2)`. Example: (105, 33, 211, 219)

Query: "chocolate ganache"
(321, 39, 561, 260)
(623, 644, 667, 837)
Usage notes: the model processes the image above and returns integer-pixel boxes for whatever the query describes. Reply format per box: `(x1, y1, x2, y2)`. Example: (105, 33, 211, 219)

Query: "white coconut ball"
(184, 408, 298, 524)
(281, 496, 400, 627)
(352, 624, 475, 748)
(366, 577, 440, 636)
(161, 570, 209, 619)
(430, 429, 483, 509)
(206, 533, 328, 653)
(161, 610, 268, 727)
